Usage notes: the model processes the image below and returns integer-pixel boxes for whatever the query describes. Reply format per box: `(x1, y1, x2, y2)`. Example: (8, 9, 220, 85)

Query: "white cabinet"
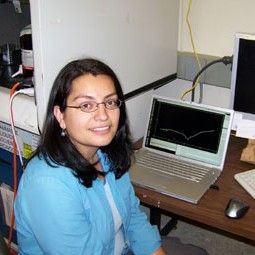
(29, 0, 179, 139)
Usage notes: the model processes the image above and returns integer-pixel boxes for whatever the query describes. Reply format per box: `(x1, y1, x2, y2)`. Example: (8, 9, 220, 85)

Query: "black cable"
(191, 55, 233, 102)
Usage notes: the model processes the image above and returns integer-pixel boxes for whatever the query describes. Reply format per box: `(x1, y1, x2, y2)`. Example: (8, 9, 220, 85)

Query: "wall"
(179, 0, 255, 56)
(30, 0, 179, 140)
(177, 0, 255, 89)
(169, 0, 255, 137)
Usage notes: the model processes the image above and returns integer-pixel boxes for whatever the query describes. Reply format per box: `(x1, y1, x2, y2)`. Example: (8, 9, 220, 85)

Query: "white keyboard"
(234, 169, 255, 199)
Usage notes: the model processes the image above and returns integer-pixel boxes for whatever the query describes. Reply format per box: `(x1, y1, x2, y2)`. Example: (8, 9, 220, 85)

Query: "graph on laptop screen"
(145, 98, 231, 166)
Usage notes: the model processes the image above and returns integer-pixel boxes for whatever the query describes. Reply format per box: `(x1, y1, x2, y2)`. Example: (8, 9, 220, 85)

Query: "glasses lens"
(80, 102, 97, 112)
(105, 99, 122, 109)
(79, 99, 122, 112)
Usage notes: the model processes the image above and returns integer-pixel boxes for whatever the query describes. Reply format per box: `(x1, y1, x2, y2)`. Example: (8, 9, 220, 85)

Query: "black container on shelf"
(20, 24, 33, 77)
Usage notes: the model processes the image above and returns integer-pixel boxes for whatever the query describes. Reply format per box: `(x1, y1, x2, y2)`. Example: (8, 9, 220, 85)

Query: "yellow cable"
(181, 0, 202, 100)
(186, 0, 201, 70)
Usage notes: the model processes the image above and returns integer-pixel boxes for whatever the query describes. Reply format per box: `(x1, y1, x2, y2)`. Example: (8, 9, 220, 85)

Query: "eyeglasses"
(66, 99, 123, 113)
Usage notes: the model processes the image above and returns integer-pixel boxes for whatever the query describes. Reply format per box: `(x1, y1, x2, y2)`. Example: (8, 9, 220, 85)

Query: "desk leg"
(149, 207, 178, 236)
(160, 217, 178, 236)
(150, 207, 161, 230)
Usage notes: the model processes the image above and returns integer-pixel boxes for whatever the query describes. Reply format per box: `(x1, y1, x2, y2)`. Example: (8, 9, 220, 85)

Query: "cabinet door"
(30, 0, 179, 138)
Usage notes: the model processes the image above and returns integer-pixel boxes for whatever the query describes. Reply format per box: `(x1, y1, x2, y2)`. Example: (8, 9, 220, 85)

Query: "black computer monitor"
(230, 33, 255, 124)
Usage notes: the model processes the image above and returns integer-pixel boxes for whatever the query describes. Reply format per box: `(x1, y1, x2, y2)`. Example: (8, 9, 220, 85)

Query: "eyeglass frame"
(65, 98, 123, 113)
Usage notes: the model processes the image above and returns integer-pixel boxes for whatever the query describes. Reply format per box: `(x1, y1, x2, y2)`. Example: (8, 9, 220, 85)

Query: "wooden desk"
(133, 136, 255, 243)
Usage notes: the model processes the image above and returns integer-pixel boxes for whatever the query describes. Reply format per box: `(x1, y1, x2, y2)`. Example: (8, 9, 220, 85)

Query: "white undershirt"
(104, 181, 125, 255)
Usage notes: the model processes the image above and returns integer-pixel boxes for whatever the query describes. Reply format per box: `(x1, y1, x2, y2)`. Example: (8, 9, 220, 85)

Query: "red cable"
(7, 82, 21, 254)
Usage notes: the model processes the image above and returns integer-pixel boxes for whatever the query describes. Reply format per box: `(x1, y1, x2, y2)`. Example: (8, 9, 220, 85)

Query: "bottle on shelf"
(20, 24, 33, 78)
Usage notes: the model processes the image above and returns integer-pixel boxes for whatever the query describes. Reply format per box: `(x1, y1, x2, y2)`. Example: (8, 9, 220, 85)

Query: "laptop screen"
(145, 97, 232, 167)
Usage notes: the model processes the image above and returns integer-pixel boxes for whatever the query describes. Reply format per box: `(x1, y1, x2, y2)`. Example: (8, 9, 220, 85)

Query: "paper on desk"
(236, 119, 255, 139)
(231, 112, 243, 131)
(0, 183, 16, 229)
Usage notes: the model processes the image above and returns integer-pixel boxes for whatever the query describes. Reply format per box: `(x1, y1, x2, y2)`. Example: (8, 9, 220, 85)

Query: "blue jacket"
(14, 150, 161, 255)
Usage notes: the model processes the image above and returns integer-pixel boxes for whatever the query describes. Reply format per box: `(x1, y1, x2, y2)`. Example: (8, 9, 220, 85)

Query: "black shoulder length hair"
(31, 58, 133, 187)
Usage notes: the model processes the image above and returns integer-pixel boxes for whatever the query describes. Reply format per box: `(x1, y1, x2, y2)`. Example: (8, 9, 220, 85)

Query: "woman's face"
(54, 74, 120, 159)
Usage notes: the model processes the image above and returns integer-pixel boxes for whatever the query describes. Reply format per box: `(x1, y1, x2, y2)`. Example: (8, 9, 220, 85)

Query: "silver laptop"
(130, 95, 234, 204)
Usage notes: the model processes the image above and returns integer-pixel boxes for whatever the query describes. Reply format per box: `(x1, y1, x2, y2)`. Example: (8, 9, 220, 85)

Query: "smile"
(91, 126, 110, 132)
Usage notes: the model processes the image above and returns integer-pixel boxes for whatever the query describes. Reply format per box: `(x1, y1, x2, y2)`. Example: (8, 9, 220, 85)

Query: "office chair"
(0, 231, 8, 255)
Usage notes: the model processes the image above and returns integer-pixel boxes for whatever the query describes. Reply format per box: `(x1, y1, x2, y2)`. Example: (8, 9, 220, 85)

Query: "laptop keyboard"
(135, 151, 212, 182)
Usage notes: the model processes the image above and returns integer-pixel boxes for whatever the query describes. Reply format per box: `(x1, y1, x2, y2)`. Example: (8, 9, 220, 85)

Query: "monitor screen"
(230, 33, 255, 120)
(144, 98, 232, 167)
(146, 100, 224, 154)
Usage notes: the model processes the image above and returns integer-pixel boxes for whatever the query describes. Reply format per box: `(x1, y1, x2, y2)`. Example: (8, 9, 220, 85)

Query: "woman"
(14, 58, 166, 255)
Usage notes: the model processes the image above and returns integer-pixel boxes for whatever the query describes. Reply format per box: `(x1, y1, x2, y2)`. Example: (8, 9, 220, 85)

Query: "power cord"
(185, 0, 202, 71)
(7, 82, 20, 252)
(9, 87, 35, 168)
(181, 56, 233, 101)
(180, 0, 202, 101)
(8, 84, 35, 251)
